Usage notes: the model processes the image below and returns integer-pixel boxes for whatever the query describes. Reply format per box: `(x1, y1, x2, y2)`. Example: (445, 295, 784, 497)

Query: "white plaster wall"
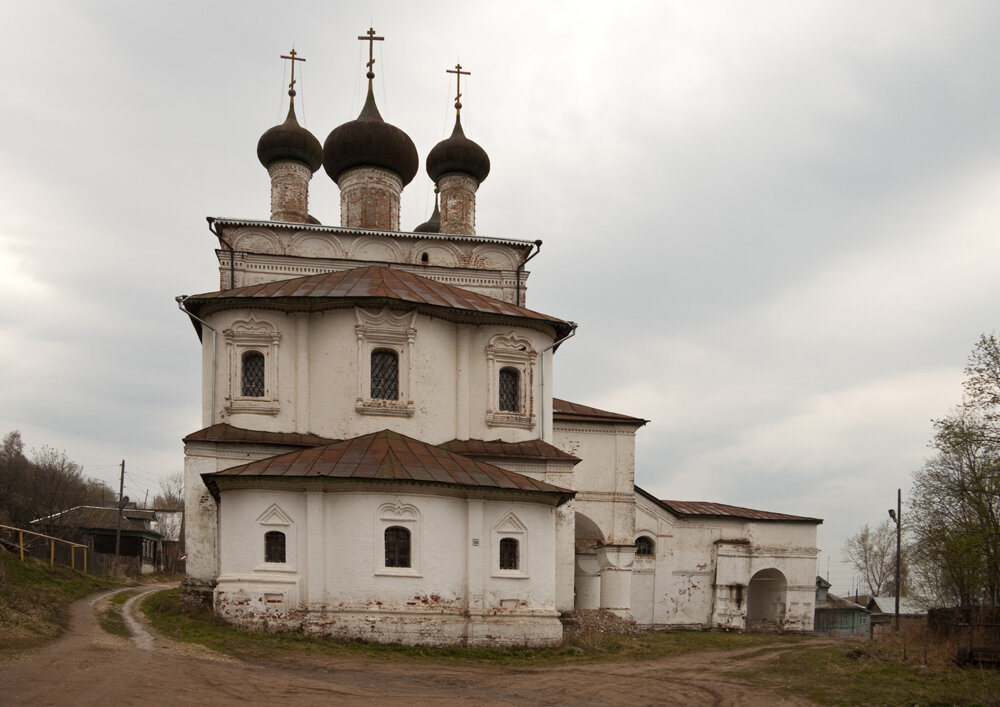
(204, 308, 554, 445)
(635, 495, 819, 630)
(212, 487, 561, 643)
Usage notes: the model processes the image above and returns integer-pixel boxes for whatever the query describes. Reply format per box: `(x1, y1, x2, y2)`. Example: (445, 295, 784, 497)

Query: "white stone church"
(179, 35, 821, 646)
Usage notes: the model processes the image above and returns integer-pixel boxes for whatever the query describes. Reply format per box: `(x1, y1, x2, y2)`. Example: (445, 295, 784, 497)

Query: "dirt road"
(3, 588, 821, 706)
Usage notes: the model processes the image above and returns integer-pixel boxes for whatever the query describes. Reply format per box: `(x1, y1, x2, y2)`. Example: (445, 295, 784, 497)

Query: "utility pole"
(888, 488, 901, 631)
(113, 460, 125, 574)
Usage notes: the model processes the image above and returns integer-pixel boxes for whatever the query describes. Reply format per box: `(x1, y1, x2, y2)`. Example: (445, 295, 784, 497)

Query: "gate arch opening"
(746, 568, 787, 630)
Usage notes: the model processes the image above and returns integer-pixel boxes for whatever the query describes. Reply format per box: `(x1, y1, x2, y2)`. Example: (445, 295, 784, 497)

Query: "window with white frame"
(375, 498, 421, 576)
(255, 503, 294, 571)
(492, 511, 528, 578)
(355, 308, 416, 417)
(224, 315, 281, 415)
(485, 333, 537, 429)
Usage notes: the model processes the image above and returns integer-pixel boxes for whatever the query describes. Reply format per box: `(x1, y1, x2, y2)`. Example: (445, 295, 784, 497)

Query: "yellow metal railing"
(0, 523, 88, 573)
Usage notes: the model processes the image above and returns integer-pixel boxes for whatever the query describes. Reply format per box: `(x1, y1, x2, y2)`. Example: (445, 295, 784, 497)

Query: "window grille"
(499, 367, 519, 412)
(241, 351, 265, 397)
(635, 536, 654, 557)
(384, 526, 410, 568)
(499, 537, 519, 570)
(264, 531, 286, 563)
(371, 349, 399, 400)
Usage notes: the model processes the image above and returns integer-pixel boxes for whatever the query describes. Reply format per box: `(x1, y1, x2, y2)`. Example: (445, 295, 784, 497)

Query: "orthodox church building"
(178, 34, 821, 646)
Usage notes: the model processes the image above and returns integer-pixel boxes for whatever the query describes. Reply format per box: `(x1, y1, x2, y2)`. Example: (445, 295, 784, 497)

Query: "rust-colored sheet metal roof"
(31, 506, 162, 535)
(552, 398, 648, 426)
(439, 438, 580, 463)
(184, 423, 339, 448)
(204, 429, 574, 501)
(659, 499, 822, 523)
(184, 266, 572, 336)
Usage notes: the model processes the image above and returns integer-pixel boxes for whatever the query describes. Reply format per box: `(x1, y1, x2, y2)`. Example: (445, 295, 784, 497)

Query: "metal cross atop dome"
(358, 27, 384, 84)
(447, 63, 470, 114)
(280, 48, 306, 101)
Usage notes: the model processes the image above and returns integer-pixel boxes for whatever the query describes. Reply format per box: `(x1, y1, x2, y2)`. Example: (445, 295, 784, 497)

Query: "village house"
(178, 32, 822, 646)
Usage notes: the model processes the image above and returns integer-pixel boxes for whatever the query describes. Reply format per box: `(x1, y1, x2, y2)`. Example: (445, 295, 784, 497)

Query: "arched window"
(384, 526, 410, 568)
(499, 537, 519, 570)
(635, 535, 655, 558)
(241, 351, 266, 397)
(264, 530, 286, 563)
(498, 367, 520, 412)
(371, 349, 399, 400)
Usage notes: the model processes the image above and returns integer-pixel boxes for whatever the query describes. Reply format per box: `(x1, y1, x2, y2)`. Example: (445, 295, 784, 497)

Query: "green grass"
(96, 589, 139, 638)
(733, 642, 1000, 706)
(0, 549, 127, 649)
(142, 587, 808, 665)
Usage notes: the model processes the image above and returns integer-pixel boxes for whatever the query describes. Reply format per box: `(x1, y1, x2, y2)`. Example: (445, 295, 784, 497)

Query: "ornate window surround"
(224, 315, 281, 415)
(492, 511, 528, 579)
(486, 333, 536, 429)
(375, 498, 421, 577)
(355, 307, 416, 417)
(254, 503, 294, 572)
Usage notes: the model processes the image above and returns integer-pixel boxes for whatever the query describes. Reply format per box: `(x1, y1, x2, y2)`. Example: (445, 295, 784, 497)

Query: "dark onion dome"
(426, 114, 490, 184)
(323, 86, 419, 186)
(413, 194, 440, 233)
(257, 103, 323, 173)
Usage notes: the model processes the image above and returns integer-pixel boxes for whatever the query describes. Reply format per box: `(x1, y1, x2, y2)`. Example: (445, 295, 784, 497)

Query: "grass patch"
(735, 640, 1000, 706)
(143, 588, 809, 666)
(96, 589, 140, 638)
(0, 549, 126, 649)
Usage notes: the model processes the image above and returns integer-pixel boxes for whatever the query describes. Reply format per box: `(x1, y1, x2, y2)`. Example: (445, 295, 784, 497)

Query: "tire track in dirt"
(5, 588, 826, 706)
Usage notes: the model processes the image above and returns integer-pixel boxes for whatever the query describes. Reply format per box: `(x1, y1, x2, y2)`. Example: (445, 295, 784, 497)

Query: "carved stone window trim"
(224, 315, 281, 416)
(254, 503, 294, 572)
(492, 511, 529, 579)
(375, 498, 421, 577)
(486, 333, 536, 430)
(355, 308, 416, 418)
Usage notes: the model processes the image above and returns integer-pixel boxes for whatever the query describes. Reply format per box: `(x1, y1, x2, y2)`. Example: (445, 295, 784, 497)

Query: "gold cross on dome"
(446, 63, 471, 113)
(280, 48, 306, 98)
(358, 27, 384, 83)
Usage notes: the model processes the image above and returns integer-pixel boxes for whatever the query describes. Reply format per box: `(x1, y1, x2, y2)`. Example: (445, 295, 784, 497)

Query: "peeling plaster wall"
(211, 488, 562, 646)
(634, 496, 819, 631)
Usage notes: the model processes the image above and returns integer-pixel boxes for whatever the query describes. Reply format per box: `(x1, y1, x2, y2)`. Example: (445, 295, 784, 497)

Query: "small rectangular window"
(371, 349, 400, 400)
(499, 367, 520, 412)
(499, 537, 519, 570)
(384, 526, 410, 568)
(242, 351, 266, 397)
(264, 530, 286, 563)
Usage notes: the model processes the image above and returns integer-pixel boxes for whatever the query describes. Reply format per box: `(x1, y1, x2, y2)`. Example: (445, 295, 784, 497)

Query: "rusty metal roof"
(184, 423, 339, 448)
(552, 398, 648, 426)
(184, 265, 571, 336)
(439, 438, 580, 463)
(204, 429, 574, 501)
(659, 499, 822, 523)
(31, 506, 162, 535)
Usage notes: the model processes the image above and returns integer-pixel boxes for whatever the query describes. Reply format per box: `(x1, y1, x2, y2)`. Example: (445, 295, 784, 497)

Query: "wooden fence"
(0, 523, 88, 572)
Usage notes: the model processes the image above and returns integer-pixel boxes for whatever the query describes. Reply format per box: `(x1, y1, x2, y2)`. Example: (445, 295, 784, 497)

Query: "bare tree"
(843, 520, 898, 597)
(151, 472, 184, 510)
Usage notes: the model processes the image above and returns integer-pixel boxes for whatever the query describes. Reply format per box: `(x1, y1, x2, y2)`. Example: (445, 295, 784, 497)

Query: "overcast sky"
(2, 1, 998, 594)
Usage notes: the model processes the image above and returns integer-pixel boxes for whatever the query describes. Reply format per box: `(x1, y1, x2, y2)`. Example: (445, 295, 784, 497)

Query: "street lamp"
(888, 488, 901, 631)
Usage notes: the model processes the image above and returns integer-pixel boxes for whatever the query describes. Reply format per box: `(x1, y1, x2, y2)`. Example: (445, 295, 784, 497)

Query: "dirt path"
(2, 590, 823, 706)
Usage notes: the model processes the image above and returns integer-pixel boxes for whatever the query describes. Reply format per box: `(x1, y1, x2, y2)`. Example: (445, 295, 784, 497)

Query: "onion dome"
(323, 86, 419, 186)
(257, 103, 323, 173)
(426, 114, 490, 184)
(413, 191, 441, 233)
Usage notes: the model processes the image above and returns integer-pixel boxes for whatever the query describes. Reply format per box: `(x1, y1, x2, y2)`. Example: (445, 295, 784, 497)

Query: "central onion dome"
(426, 114, 490, 185)
(257, 103, 323, 172)
(323, 86, 419, 186)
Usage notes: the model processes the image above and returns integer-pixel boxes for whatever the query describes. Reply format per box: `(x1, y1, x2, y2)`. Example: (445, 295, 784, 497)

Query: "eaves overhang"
(210, 217, 540, 252)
